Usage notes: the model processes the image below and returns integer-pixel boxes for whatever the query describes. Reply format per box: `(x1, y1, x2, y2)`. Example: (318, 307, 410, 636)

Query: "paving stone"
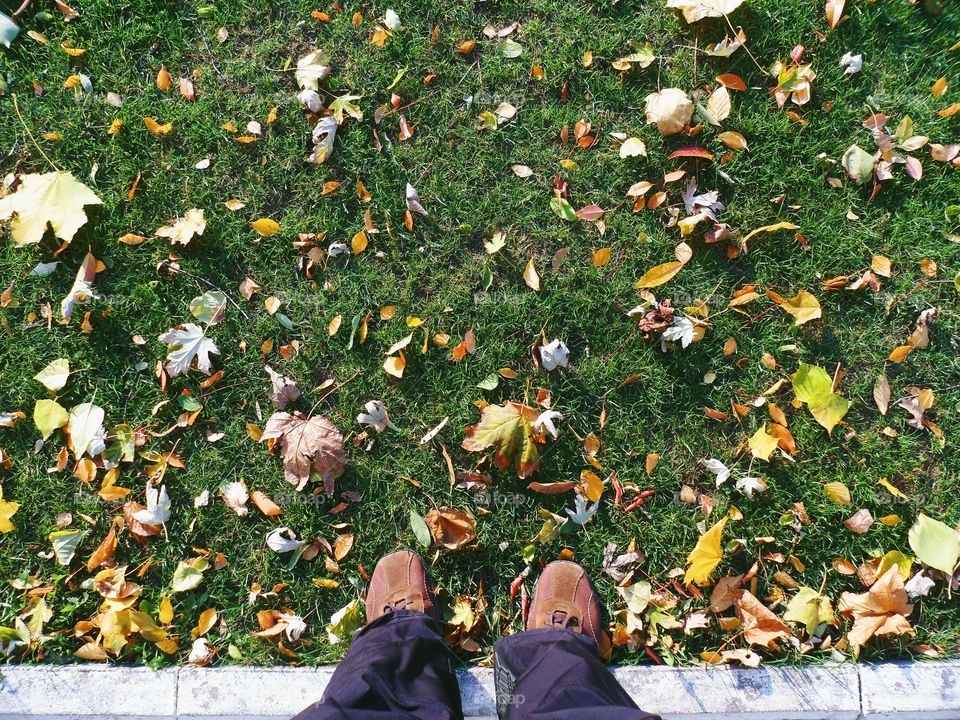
(612, 663, 861, 719)
(0, 666, 177, 720)
(859, 660, 960, 720)
(177, 667, 334, 720)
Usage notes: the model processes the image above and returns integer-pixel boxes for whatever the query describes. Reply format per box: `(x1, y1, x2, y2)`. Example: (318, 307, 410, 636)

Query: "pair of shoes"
(366, 550, 602, 646)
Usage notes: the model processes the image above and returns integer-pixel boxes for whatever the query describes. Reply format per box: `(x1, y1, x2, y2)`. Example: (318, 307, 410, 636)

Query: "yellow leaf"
(158, 596, 174, 624)
(523, 257, 541, 291)
(328, 314, 343, 336)
(107, 118, 123, 136)
(0, 171, 102, 246)
(740, 221, 799, 251)
(592, 247, 612, 267)
(462, 401, 543, 478)
(251, 218, 280, 237)
(823, 481, 851, 505)
(780, 289, 822, 326)
(718, 131, 748, 150)
(932, 76, 948, 98)
(748, 425, 779, 460)
(634, 261, 683, 288)
(143, 117, 173, 135)
(684, 516, 727, 586)
(156, 208, 206, 246)
(383, 353, 406, 378)
(156, 66, 172, 91)
(351, 230, 368, 254)
(888, 344, 913, 363)
(0, 485, 21, 534)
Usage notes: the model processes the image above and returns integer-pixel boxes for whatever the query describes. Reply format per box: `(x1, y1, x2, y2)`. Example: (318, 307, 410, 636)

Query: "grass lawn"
(1, 0, 960, 668)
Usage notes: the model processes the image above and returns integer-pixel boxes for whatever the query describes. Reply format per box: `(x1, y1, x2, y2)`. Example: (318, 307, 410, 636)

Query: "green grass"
(0, 0, 959, 667)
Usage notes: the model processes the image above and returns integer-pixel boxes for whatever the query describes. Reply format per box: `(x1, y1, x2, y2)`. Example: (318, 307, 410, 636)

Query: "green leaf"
(171, 560, 205, 593)
(329, 94, 363, 123)
(783, 586, 835, 635)
(909, 513, 960, 575)
(550, 196, 576, 221)
(841, 144, 875, 184)
(791, 363, 850, 434)
(500, 40, 523, 58)
(476, 373, 499, 390)
(410, 510, 432, 548)
(34, 399, 69, 439)
(189, 291, 226, 325)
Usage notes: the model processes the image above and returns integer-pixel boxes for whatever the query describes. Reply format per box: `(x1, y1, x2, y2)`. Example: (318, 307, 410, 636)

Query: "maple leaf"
(264, 365, 301, 410)
(838, 566, 914, 654)
(260, 411, 347, 492)
(462, 401, 543, 478)
(158, 323, 220, 377)
(156, 208, 206, 246)
(133, 483, 171, 526)
(295, 50, 331, 91)
(0, 171, 102, 246)
(684, 516, 727, 586)
(735, 590, 792, 648)
(329, 94, 363, 124)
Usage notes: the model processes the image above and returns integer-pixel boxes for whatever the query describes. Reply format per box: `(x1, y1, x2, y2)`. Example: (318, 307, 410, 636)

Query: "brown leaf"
(735, 590, 791, 648)
(838, 567, 914, 653)
(844, 508, 874, 534)
(259, 412, 347, 493)
(250, 490, 284, 518)
(86, 525, 117, 571)
(424, 508, 477, 550)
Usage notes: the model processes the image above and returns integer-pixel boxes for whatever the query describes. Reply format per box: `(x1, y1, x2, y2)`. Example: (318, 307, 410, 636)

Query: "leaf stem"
(11, 94, 60, 172)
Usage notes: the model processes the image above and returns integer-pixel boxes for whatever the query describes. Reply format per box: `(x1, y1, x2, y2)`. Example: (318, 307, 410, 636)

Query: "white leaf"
(905, 571, 935, 599)
(61, 250, 98, 321)
(566, 495, 600, 525)
(68, 402, 106, 458)
(266, 527, 303, 553)
(406, 183, 428, 216)
(308, 116, 337, 164)
(644, 88, 695, 136)
(704, 458, 731, 486)
(839, 52, 863, 76)
(735, 476, 768, 499)
(134, 483, 171, 525)
(188, 637, 213, 665)
(357, 400, 396, 432)
(158, 323, 220, 377)
(539, 338, 570, 371)
(34, 358, 70, 391)
(619, 137, 647, 158)
(280, 613, 307, 641)
(295, 50, 331, 91)
(219, 480, 249, 516)
(533, 410, 564, 439)
(297, 89, 324, 113)
(706, 85, 731, 123)
(384, 9, 402, 30)
(662, 316, 695, 348)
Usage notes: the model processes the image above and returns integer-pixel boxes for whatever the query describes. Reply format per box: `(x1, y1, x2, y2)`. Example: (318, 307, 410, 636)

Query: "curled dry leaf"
(424, 507, 477, 550)
(644, 88, 694, 136)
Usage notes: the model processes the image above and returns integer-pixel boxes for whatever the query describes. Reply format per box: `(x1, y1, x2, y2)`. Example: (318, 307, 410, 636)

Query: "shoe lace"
(549, 609, 580, 630)
(383, 592, 420, 614)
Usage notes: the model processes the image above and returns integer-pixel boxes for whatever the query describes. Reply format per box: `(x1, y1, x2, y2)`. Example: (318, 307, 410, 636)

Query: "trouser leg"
(493, 628, 661, 720)
(292, 610, 464, 720)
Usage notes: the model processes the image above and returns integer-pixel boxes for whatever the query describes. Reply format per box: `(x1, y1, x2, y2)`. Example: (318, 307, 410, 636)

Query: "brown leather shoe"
(527, 560, 602, 646)
(365, 550, 437, 623)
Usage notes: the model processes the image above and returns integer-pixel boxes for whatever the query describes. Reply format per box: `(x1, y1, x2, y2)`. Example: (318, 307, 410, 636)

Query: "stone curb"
(0, 660, 957, 720)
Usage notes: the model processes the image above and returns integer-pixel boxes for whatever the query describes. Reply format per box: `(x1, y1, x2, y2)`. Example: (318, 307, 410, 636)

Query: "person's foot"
(365, 549, 437, 623)
(527, 560, 602, 646)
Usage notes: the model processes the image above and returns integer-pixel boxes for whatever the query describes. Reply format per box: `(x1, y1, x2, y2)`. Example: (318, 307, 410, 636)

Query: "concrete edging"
(0, 660, 957, 720)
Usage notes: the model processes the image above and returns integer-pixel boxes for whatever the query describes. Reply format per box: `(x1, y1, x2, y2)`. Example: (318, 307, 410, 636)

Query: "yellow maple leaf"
(0, 171, 102, 246)
(156, 208, 206, 246)
(0, 485, 21, 533)
(684, 516, 727, 585)
(462, 401, 543, 478)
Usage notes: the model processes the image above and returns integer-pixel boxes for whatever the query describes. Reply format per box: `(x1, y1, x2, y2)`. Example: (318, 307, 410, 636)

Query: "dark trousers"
(293, 610, 660, 720)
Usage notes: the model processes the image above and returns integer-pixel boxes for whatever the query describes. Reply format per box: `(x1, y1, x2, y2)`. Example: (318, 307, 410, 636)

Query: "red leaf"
(670, 146, 714, 160)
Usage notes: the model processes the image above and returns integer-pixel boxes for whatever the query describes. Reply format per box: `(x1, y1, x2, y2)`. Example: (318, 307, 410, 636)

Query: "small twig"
(738, 302, 778, 330)
(196, 27, 229, 83)
(886, 279, 929, 315)
(310, 369, 361, 413)
(157, 260, 250, 321)
(11, 95, 59, 171)
(11, 0, 33, 21)
(722, 14, 766, 75)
